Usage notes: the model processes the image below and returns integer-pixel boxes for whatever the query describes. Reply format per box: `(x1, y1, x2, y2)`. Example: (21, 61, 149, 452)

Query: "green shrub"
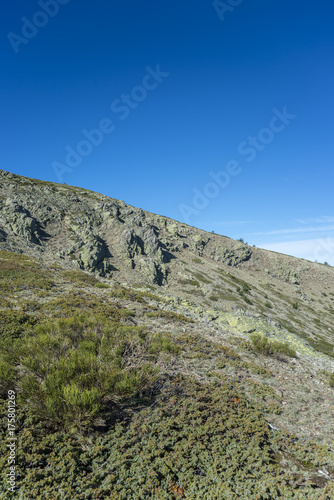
(0, 361, 15, 394)
(145, 309, 193, 323)
(38, 292, 127, 320)
(110, 286, 162, 303)
(0, 310, 37, 339)
(250, 334, 297, 358)
(0, 315, 177, 432)
(148, 333, 181, 355)
(329, 373, 334, 388)
(180, 278, 200, 287)
(194, 273, 212, 284)
(1, 376, 333, 499)
(236, 288, 253, 304)
(63, 270, 99, 286)
(94, 282, 110, 289)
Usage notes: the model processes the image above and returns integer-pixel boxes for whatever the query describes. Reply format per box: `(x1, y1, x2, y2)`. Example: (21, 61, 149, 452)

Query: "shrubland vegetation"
(0, 250, 333, 498)
(0, 314, 176, 432)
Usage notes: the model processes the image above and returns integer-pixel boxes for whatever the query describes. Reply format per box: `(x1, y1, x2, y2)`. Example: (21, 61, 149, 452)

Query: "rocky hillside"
(1, 169, 334, 359)
(0, 170, 334, 498)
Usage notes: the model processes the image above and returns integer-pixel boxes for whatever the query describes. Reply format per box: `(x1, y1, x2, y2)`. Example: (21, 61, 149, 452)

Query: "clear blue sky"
(1, 0, 334, 264)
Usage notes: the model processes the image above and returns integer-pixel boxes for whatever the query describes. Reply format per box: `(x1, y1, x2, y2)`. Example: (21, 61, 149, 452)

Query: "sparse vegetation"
(180, 278, 200, 287)
(250, 333, 297, 358)
(63, 270, 100, 286)
(0, 251, 55, 291)
(110, 285, 162, 303)
(146, 309, 193, 323)
(194, 273, 212, 283)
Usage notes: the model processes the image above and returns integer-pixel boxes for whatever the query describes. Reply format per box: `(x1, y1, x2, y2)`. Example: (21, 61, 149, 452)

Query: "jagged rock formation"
(0, 170, 252, 284)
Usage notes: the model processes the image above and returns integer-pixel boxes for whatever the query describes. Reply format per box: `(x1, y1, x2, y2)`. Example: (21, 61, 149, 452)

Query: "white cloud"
(258, 238, 334, 265)
(249, 225, 334, 236)
(295, 216, 334, 225)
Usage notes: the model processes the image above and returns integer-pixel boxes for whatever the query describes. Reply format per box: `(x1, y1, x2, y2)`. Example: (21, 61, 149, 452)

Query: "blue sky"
(1, 0, 334, 264)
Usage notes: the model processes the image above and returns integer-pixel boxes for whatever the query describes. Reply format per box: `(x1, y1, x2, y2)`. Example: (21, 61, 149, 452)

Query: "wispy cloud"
(259, 238, 334, 265)
(295, 216, 334, 225)
(248, 225, 334, 236)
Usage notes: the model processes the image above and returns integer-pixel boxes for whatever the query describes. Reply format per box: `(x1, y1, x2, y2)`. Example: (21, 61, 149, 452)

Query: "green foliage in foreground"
(0, 377, 333, 499)
(0, 250, 332, 498)
(250, 333, 297, 358)
(0, 315, 176, 432)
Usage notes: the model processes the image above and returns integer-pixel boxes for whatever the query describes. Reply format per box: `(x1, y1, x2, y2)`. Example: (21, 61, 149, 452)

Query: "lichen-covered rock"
(78, 237, 112, 275)
(268, 265, 300, 284)
(192, 234, 208, 256)
(212, 245, 252, 266)
(139, 258, 167, 285)
(2, 200, 41, 244)
(166, 222, 178, 236)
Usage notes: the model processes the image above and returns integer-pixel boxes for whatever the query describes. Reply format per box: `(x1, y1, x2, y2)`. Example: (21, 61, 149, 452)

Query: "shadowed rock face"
(0, 170, 250, 283)
(0, 170, 173, 283)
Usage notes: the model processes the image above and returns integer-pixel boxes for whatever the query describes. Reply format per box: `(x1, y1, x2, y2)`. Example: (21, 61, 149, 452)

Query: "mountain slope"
(0, 170, 334, 498)
(1, 169, 333, 358)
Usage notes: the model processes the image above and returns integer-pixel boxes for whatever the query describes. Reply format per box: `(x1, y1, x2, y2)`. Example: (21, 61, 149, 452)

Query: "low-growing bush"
(38, 292, 127, 320)
(63, 270, 99, 286)
(146, 309, 193, 323)
(110, 286, 162, 303)
(0, 314, 178, 432)
(0, 310, 37, 339)
(0, 257, 55, 291)
(180, 278, 200, 287)
(250, 333, 297, 358)
(1, 376, 333, 498)
(236, 288, 253, 305)
(94, 282, 110, 289)
(329, 373, 334, 388)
